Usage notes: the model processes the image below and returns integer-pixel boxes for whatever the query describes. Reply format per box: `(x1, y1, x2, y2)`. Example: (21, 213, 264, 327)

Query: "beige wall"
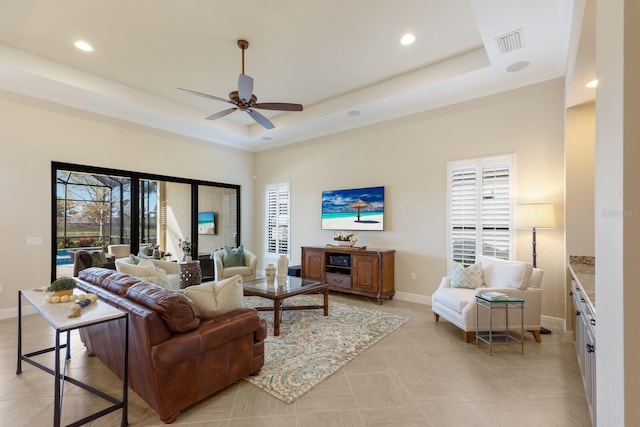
(164, 181, 192, 259)
(254, 79, 566, 322)
(565, 102, 596, 258)
(0, 91, 254, 315)
(0, 79, 568, 325)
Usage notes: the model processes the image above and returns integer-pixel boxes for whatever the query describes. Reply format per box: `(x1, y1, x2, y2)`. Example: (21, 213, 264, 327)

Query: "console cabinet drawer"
(325, 272, 351, 288)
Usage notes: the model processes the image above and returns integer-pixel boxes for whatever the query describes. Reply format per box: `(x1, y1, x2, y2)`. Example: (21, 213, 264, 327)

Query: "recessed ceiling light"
(586, 79, 598, 88)
(74, 40, 93, 52)
(347, 110, 361, 117)
(400, 33, 416, 46)
(506, 61, 529, 72)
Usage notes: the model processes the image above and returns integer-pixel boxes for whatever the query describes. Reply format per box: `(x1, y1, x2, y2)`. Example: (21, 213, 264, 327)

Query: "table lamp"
(515, 203, 556, 268)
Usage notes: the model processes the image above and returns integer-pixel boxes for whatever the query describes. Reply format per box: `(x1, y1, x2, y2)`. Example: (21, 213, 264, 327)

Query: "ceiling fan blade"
(253, 102, 303, 111)
(246, 109, 275, 129)
(177, 88, 232, 104)
(206, 107, 238, 120)
(238, 74, 254, 102)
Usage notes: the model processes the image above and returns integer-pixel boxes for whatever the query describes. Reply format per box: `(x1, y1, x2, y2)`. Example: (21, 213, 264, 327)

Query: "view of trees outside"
(140, 179, 158, 246)
(56, 171, 131, 249)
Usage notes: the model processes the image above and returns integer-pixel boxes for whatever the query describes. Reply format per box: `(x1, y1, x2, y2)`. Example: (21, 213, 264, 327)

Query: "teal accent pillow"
(129, 254, 145, 265)
(222, 245, 245, 267)
(139, 245, 154, 257)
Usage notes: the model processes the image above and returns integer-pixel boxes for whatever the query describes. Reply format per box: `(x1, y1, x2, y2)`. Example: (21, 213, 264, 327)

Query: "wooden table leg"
(323, 288, 329, 316)
(273, 299, 281, 336)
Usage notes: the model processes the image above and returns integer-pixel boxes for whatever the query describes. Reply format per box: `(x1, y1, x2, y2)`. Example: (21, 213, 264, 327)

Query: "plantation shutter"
(450, 167, 478, 265)
(265, 182, 290, 257)
(481, 165, 511, 258)
(448, 155, 514, 266)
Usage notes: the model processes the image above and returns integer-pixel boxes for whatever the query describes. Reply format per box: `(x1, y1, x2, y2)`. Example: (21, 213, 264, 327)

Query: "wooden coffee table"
(243, 276, 328, 336)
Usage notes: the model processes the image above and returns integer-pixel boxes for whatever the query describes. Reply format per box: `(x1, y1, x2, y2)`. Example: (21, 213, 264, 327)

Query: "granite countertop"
(568, 255, 595, 310)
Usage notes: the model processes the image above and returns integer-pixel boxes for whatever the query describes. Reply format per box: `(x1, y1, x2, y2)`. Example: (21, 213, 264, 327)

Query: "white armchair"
(212, 248, 257, 282)
(432, 256, 544, 343)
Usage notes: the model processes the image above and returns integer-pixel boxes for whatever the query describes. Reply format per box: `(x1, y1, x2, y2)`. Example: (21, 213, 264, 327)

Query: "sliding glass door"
(52, 162, 240, 280)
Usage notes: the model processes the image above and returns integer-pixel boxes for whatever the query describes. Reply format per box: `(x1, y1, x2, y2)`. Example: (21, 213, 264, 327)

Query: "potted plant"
(333, 232, 358, 247)
(179, 239, 192, 261)
(48, 277, 77, 297)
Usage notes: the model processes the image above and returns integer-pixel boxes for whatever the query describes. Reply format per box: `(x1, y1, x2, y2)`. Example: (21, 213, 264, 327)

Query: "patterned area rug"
(244, 295, 408, 403)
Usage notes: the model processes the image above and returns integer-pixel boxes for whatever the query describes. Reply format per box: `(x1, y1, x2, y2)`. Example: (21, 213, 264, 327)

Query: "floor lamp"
(516, 203, 555, 334)
(515, 203, 556, 268)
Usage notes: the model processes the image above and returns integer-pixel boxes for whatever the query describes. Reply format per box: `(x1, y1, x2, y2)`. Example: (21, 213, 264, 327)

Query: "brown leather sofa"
(75, 267, 267, 423)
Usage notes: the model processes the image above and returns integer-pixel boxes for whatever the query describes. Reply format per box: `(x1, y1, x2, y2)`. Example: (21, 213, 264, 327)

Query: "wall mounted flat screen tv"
(198, 211, 216, 235)
(321, 186, 384, 231)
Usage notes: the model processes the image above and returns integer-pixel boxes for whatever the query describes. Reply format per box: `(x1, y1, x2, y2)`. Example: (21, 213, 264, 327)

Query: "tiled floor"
(1, 293, 592, 426)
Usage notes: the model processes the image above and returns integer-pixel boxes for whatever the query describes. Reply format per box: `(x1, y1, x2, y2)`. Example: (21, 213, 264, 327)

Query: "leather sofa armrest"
(153, 308, 263, 370)
(255, 317, 267, 342)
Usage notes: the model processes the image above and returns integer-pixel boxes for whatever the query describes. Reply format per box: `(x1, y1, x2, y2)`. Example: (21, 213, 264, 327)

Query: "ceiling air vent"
(495, 29, 523, 54)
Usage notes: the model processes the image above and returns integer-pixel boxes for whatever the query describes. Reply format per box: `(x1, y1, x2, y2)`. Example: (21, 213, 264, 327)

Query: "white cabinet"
(571, 277, 596, 426)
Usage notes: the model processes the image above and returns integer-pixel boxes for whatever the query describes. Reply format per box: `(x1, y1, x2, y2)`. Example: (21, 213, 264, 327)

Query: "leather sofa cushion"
(126, 281, 201, 333)
(78, 267, 116, 287)
(102, 272, 145, 295)
(78, 268, 142, 295)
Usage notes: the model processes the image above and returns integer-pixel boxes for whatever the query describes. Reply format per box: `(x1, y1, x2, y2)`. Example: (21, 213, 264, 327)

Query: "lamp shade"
(515, 203, 556, 229)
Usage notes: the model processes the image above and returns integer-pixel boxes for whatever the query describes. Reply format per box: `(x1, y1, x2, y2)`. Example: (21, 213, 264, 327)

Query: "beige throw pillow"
(182, 274, 245, 319)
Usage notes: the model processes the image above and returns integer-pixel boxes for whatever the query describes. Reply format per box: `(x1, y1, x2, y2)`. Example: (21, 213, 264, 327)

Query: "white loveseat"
(432, 255, 543, 343)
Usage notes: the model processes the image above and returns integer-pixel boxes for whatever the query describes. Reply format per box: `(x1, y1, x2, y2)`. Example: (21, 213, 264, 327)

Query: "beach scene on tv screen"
(322, 186, 384, 231)
(198, 212, 215, 235)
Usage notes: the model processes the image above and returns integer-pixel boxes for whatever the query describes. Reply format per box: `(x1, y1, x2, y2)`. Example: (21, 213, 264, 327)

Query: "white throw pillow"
(449, 262, 484, 289)
(116, 259, 156, 277)
(139, 267, 172, 289)
(117, 260, 173, 289)
(477, 255, 533, 289)
(182, 274, 245, 319)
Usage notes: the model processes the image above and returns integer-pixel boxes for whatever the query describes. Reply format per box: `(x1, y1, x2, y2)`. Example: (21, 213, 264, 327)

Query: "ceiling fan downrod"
(238, 39, 249, 75)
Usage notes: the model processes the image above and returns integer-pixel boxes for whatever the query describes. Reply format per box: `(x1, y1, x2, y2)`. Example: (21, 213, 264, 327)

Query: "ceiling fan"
(178, 39, 303, 130)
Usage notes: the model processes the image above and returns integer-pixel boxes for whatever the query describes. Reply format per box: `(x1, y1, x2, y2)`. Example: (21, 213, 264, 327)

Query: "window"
(265, 182, 290, 258)
(52, 162, 240, 280)
(447, 154, 515, 266)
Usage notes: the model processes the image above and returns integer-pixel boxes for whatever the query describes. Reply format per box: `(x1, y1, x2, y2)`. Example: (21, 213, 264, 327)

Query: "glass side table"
(475, 294, 524, 355)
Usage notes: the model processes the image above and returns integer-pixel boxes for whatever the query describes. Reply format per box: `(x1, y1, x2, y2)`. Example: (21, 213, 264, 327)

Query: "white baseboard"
(392, 291, 431, 306)
(0, 305, 36, 320)
(541, 314, 567, 333)
(392, 291, 568, 334)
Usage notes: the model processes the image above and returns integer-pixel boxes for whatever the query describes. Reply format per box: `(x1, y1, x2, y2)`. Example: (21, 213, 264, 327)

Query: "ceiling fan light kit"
(178, 39, 303, 130)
